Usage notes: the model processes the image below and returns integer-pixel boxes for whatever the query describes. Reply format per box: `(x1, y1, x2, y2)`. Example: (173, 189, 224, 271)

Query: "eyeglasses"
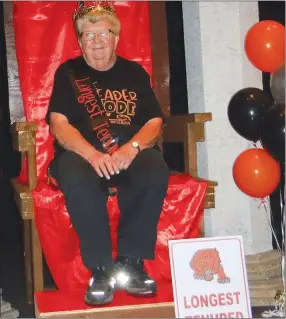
(80, 29, 115, 41)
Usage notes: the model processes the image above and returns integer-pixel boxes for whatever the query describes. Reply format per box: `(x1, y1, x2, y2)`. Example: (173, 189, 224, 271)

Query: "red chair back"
(13, 1, 152, 180)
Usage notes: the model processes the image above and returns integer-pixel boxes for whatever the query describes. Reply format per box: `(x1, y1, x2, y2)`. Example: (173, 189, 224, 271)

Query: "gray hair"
(74, 11, 121, 38)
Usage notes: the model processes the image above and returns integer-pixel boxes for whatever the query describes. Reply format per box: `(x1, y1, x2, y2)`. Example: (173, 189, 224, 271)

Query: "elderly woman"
(46, 1, 169, 306)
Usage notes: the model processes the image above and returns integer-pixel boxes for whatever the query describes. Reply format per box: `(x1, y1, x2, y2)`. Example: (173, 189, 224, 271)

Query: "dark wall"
(166, 1, 188, 116)
(0, 0, 11, 174)
(164, 1, 188, 171)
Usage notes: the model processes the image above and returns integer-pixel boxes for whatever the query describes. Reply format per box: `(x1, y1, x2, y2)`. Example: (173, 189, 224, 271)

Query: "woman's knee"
(131, 148, 169, 186)
(151, 157, 169, 185)
(52, 151, 96, 186)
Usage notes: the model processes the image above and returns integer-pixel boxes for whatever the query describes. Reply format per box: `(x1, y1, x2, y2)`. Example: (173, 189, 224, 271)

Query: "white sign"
(168, 236, 252, 318)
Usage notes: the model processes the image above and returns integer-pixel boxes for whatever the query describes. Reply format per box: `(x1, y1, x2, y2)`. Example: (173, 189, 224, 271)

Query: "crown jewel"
(73, 1, 116, 20)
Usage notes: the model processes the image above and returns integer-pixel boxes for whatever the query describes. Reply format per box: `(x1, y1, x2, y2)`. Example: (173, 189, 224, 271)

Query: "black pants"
(49, 148, 169, 270)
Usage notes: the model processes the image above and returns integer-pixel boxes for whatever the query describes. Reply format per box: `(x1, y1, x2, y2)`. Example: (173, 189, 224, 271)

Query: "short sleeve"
(45, 63, 73, 125)
(136, 66, 165, 125)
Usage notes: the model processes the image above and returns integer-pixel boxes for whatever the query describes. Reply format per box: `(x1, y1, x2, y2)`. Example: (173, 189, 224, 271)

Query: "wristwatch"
(131, 141, 141, 153)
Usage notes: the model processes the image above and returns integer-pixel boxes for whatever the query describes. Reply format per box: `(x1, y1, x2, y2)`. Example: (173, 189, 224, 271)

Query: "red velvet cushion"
(33, 173, 207, 291)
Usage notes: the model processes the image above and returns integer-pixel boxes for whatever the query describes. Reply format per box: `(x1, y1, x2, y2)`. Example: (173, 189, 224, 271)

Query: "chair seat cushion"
(33, 173, 207, 291)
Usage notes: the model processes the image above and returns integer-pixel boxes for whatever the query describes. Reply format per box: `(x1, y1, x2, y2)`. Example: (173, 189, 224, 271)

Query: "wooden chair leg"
(23, 220, 33, 304)
(31, 219, 44, 292)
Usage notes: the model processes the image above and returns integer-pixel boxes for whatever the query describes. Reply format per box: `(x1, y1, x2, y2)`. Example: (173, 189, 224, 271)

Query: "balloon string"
(250, 142, 257, 148)
(259, 199, 282, 253)
(261, 199, 285, 314)
(281, 189, 285, 290)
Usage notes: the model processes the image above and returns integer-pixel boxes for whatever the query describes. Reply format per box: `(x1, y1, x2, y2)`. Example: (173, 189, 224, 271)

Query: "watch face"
(132, 141, 139, 147)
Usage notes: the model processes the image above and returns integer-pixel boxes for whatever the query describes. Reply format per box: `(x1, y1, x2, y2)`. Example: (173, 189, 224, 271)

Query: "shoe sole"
(84, 294, 114, 306)
(116, 285, 157, 297)
(126, 289, 157, 297)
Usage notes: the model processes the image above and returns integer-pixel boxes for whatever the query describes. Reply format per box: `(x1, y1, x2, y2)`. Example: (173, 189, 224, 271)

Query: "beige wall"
(4, 2, 25, 124)
(182, 1, 272, 254)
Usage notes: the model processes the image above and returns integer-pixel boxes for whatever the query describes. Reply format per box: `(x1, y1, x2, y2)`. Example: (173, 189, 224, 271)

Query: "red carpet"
(35, 279, 173, 313)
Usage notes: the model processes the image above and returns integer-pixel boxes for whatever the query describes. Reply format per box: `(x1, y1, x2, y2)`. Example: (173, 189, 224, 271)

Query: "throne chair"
(10, 1, 217, 317)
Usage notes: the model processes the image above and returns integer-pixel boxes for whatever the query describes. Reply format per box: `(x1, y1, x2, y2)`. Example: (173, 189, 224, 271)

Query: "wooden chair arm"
(9, 117, 217, 210)
(163, 112, 212, 143)
(10, 121, 38, 220)
(163, 113, 217, 209)
(10, 121, 38, 191)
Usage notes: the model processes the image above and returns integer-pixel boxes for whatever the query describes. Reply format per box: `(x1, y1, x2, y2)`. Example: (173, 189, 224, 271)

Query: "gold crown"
(73, 1, 116, 21)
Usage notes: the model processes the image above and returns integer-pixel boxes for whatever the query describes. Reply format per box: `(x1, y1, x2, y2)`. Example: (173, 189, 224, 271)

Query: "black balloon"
(260, 103, 285, 162)
(227, 87, 273, 142)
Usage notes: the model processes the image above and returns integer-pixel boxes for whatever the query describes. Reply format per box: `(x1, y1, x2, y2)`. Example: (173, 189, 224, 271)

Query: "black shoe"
(114, 256, 157, 296)
(84, 266, 116, 306)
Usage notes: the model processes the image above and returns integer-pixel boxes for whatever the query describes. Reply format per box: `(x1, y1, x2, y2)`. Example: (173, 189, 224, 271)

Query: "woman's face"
(78, 19, 119, 64)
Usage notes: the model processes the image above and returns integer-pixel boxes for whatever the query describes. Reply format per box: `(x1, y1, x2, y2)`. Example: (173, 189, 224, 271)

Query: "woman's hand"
(111, 143, 139, 170)
(88, 150, 120, 180)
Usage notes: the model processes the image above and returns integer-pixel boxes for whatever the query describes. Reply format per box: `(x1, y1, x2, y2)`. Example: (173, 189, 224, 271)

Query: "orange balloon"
(233, 148, 280, 198)
(245, 20, 285, 73)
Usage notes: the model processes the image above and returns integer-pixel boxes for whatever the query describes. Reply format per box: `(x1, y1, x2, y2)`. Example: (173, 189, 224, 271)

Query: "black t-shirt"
(46, 56, 164, 156)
